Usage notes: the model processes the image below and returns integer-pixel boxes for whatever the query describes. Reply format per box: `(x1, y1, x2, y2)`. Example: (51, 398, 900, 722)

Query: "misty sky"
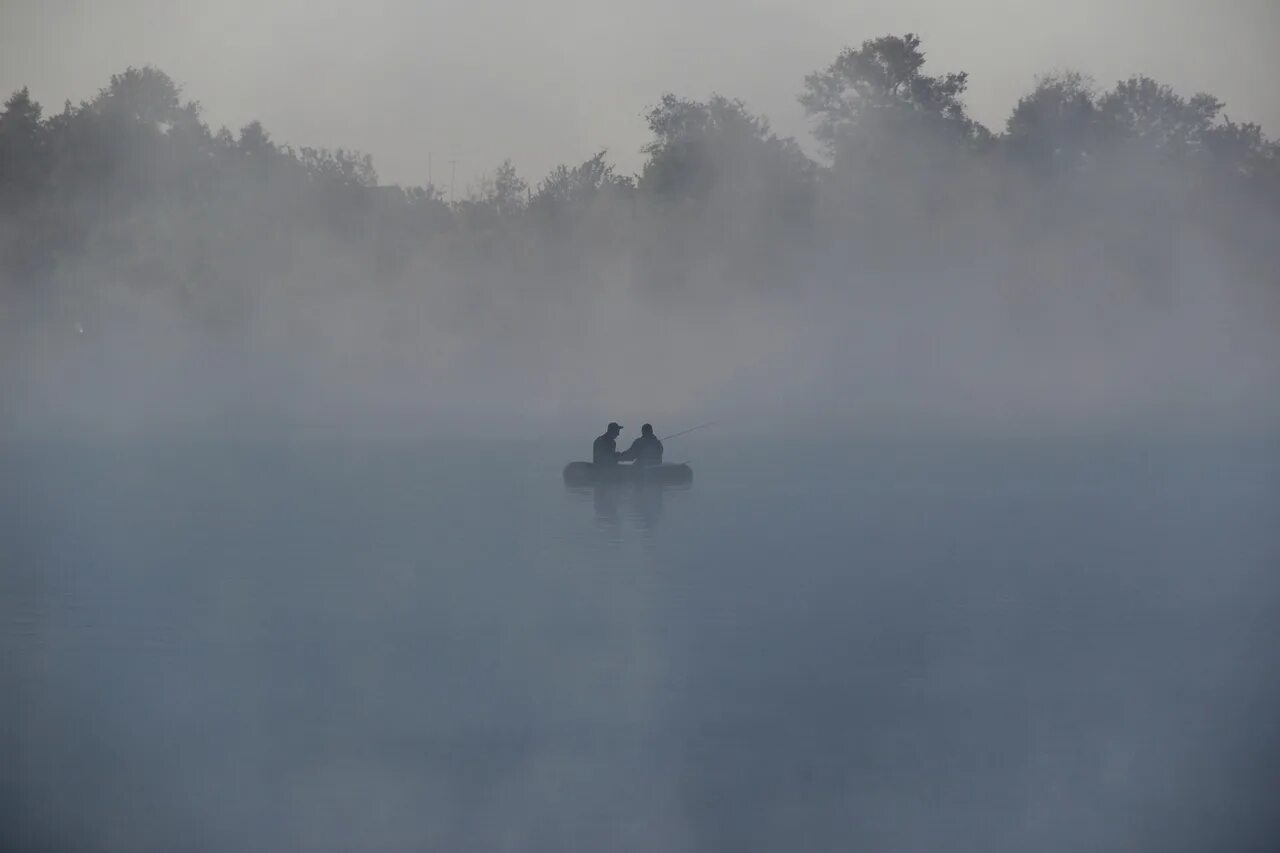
(3, 0, 1278, 189)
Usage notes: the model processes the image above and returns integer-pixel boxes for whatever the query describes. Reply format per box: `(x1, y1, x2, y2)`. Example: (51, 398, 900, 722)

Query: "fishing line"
(661, 420, 721, 441)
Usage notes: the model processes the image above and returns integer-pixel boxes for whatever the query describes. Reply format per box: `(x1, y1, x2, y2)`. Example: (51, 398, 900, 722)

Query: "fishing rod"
(661, 420, 721, 441)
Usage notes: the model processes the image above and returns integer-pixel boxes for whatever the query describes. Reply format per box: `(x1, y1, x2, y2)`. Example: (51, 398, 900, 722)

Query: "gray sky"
(3, 0, 1277, 189)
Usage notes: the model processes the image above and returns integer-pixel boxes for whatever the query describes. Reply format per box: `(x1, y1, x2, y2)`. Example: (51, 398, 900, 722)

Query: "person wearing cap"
(622, 423, 664, 467)
(593, 422, 624, 466)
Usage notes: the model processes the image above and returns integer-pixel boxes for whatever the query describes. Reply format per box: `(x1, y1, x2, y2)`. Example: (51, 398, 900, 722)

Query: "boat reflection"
(565, 480, 690, 531)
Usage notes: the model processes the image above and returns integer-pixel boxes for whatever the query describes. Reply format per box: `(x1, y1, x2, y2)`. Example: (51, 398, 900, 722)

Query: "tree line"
(1, 33, 1276, 347)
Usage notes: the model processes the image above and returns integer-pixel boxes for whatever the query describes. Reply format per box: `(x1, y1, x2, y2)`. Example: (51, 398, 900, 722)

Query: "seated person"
(622, 423, 664, 466)
(593, 422, 624, 465)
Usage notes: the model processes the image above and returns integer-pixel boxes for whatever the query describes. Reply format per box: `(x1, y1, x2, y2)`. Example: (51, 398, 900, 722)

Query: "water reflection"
(564, 481, 690, 531)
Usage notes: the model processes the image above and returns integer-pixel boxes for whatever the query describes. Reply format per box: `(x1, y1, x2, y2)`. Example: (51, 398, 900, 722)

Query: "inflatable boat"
(563, 461, 693, 487)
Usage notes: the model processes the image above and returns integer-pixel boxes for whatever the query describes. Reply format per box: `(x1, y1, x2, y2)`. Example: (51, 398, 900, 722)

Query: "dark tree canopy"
(640, 94, 813, 205)
(0, 87, 47, 200)
(532, 151, 632, 219)
(1005, 72, 1099, 173)
(800, 33, 987, 166)
(0, 38, 1275, 357)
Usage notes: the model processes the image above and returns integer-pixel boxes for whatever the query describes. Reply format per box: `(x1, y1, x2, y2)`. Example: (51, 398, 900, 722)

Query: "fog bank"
(2, 37, 1278, 438)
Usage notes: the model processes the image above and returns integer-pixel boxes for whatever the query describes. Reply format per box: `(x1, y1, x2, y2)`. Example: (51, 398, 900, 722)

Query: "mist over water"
(2, 36, 1278, 437)
(3, 21, 1280, 853)
(4, 437, 1279, 850)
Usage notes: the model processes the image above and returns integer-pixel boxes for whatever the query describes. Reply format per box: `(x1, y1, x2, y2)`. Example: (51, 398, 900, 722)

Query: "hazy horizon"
(4, 6, 1280, 851)
(3, 0, 1278, 189)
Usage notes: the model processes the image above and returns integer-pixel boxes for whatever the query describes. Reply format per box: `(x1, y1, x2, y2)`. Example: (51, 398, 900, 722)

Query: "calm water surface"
(3, 437, 1279, 851)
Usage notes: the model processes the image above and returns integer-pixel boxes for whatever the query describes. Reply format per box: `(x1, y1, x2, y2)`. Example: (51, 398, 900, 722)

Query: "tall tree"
(0, 87, 48, 199)
(639, 94, 813, 212)
(531, 151, 630, 219)
(799, 33, 986, 167)
(1004, 72, 1098, 174)
(1097, 76, 1223, 158)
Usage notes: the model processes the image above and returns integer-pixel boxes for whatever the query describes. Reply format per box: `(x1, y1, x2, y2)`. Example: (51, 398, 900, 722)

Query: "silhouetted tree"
(0, 87, 48, 200)
(454, 159, 528, 234)
(1005, 72, 1099, 174)
(799, 33, 988, 169)
(640, 94, 813, 210)
(531, 151, 631, 219)
(0, 42, 1275, 358)
(93, 66, 190, 126)
(489, 160, 528, 217)
(1097, 76, 1223, 159)
(297, 146, 377, 188)
(642, 94, 742, 200)
(237, 120, 274, 156)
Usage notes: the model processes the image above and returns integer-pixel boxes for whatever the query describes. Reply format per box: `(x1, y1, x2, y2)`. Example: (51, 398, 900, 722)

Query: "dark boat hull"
(563, 461, 693, 487)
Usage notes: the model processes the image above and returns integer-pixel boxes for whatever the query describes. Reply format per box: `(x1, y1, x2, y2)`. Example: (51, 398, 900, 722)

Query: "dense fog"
(1, 33, 1276, 437)
(5, 27, 1280, 853)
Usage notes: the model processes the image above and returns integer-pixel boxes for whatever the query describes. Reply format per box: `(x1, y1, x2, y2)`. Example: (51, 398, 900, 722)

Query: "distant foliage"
(0, 40, 1276, 351)
(800, 33, 989, 168)
(640, 94, 813, 206)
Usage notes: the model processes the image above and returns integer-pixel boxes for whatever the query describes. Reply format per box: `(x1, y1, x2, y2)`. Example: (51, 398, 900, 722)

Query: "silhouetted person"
(593, 422, 624, 465)
(623, 423, 664, 466)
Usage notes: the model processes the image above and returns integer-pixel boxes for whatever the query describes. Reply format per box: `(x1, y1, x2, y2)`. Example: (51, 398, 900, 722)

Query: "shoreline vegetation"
(2, 34, 1277, 435)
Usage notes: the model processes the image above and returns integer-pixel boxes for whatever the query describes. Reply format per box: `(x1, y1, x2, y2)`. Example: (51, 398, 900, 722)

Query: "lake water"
(3, 436, 1279, 851)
